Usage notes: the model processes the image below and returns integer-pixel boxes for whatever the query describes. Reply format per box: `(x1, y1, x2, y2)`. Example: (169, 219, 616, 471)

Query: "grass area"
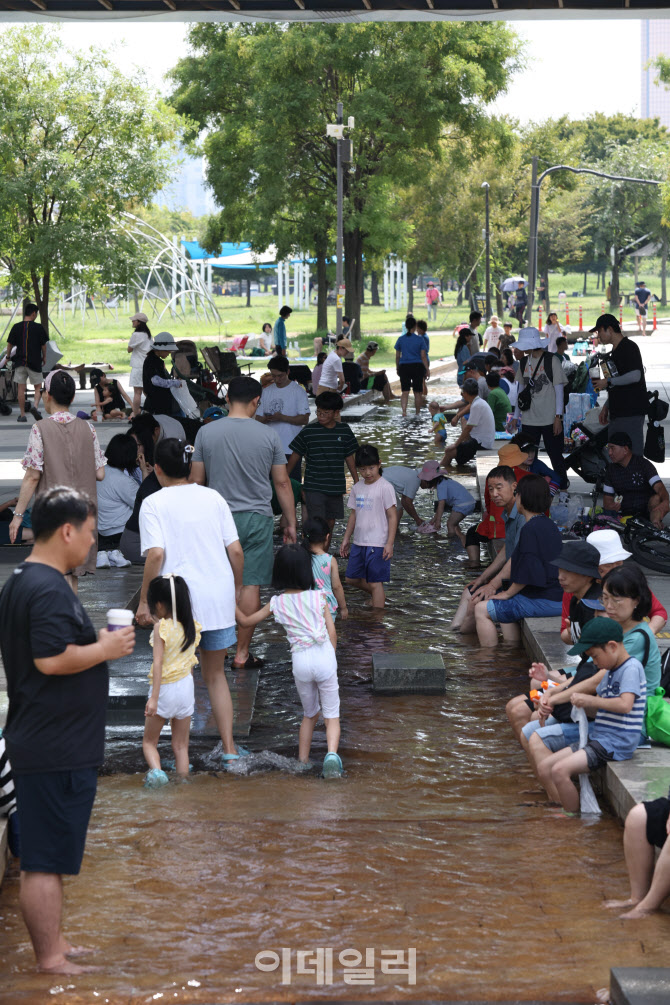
(11, 266, 663, 376)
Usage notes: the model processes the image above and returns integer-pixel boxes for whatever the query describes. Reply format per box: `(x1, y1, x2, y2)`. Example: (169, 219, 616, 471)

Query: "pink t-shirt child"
(346, 477, 397, 547)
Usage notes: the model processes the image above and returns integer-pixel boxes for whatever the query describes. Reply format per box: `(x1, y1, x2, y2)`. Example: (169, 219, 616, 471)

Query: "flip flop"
(231, 654, 265, 669)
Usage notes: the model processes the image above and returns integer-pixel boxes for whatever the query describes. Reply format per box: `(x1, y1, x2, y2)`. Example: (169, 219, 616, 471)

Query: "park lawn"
(20, 265, 664, 377)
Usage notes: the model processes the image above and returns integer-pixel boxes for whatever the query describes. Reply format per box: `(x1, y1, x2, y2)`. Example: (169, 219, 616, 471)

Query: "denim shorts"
(570, 739, 614, 770)
(486, 594, 563, 624)
(522, 719, 580, 752)
(200, 625, 237, 652)
(346, 543, 391, 583)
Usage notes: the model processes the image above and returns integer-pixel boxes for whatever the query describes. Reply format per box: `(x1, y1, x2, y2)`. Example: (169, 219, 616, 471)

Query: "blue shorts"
(522, 718, 580, 752)
(436, 429, 447, 442)
(14, 768, 98, 875)
(486, 594, 563, 624)
(346, 543, 391, 584)
(200, 625, 237, 651)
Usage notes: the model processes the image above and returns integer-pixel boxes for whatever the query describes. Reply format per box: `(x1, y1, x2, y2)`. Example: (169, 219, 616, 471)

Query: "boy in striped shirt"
(0, 732, 20, 856)
(538, 617, 646, 813)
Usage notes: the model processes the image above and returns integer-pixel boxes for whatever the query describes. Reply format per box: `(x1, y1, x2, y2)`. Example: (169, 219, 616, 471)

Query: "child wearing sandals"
(143, 574, 201, 788)
(236, 544, 342, 778)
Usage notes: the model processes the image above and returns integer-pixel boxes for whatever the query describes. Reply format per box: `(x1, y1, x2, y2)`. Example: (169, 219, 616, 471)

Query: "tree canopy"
(0, 26, 180, 329)
(169, 21, 522, 333)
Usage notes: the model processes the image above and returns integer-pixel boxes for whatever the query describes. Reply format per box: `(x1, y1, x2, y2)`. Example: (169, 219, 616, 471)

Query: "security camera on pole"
(326, 105, 354, 338)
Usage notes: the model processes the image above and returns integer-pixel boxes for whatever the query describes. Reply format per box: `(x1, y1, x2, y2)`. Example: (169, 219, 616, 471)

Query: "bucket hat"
(550, 540, 601, 578)
(586, 529, 632, 565)
(153, 331, 179, 351)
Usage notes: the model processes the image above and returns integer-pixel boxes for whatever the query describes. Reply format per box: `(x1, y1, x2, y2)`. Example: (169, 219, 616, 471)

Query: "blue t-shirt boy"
(591, 656, 646, 760)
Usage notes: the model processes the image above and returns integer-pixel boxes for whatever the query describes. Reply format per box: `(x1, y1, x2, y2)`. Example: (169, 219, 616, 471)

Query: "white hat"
(586, 529, 632, 565)
(153, 331, 179, 351)
(515, 327, 545, 351)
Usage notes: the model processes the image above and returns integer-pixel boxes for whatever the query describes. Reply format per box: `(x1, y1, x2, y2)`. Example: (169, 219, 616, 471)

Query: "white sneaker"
(96, 551, 111, 569)
(108, 549, 131, 568)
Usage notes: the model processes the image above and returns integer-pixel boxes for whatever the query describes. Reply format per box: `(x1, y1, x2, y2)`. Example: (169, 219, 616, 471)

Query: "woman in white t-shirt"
(136, 437, 246, 766)
(127, 313, 153, 417)
(543, 312, 563, 353)
(483, 316, 503, 351)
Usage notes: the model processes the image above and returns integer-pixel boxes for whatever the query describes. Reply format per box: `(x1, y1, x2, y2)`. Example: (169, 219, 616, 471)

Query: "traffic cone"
(619, 305, 623, 326)
(579, 304, 583, 329)
(566, 301, 570, 325)
(538, 305, 543, 329)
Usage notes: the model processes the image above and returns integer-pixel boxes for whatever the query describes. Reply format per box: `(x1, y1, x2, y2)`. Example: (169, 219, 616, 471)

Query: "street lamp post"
(326, 105, 354, 338)
(481, 181, 490, 320)
(525, 162, 661, 324)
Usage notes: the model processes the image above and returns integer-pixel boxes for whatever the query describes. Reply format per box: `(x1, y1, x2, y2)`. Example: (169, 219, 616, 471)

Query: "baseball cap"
(589, 313, 621, 334)
(567, 616, 623, 655)
(202, 406, 224, 421)
(608, 432, 633, 450)
(550, 540, 600, 578)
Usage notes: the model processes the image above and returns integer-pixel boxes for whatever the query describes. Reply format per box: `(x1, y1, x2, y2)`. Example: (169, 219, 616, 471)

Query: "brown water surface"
(1, 402, 668, 1003)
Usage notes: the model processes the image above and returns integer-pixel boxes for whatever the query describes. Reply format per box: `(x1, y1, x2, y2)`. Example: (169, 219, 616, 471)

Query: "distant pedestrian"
(7, 302, 47, 423)
(273, 305, 292, 357)
(127, 312, 152, 417)
(543, 312, 563, 353)
(633, 281, 652, 336)
(514, 281, 527, 327)
(425, 282, 441, 322)
(483, 316, 503, 351)
(0, 486, 135, 974)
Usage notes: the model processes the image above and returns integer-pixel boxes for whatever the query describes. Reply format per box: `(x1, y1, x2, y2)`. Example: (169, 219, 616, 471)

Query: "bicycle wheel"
(626, 531, 670, 574)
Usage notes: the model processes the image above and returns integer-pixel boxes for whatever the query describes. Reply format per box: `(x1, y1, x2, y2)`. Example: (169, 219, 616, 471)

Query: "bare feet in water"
(619, 904, 655, 920)
(603, 898, 637, 910)
(38, 958, 101, 975)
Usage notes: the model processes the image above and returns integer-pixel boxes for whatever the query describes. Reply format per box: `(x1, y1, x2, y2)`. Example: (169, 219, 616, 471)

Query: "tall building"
(161, 152, 218, 218)
(641, 20, 670, 127)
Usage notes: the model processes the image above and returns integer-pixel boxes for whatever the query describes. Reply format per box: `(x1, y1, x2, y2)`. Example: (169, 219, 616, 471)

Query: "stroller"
(564, 421, 609, 485)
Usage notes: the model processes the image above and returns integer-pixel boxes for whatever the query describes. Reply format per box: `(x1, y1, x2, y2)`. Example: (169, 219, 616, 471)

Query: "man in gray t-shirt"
(192, 376, 297, 670)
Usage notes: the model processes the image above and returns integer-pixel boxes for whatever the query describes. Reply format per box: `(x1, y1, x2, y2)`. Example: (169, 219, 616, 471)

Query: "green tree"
(169, 22, 522, 335)
(0, 26, 180, 330)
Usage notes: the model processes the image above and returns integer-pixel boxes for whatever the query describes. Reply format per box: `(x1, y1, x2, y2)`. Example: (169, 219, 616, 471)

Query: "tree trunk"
(407, 271, 415, 314)
(246, 278, 251, 308)
(495, 281, 503, 317)
(609, 264, 620, 311)
(634, 255, 639, 285)
(31, 271, 49, 333)
(316, 249, 328, 332)
(464, 279, 471, 311)
(583, 269, 588, 297)
(661, 234, 668, 307)
(457, 279, 464, 307)
(370, 269, 380, 307)
(543, 269, 550, 313)
(343, 228, 363, 340)
(360, 268, 365, 306)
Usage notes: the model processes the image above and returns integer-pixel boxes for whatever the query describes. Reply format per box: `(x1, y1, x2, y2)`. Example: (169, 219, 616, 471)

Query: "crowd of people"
(2, 300, 670, 979)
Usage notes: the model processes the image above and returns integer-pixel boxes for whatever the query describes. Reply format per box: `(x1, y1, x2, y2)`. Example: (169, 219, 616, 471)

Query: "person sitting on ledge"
(440, 379, 495, 469)
(602, 431, 669, 528)
(472, 474, 562, 647)
(603, 785, 670, 919)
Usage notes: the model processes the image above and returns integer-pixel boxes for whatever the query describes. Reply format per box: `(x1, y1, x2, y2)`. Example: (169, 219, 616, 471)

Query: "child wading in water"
(303, 515, 348, 619)
(341, 444, 398, 608)
(236, 545, 343, 778)
(143, 574, 201, 788)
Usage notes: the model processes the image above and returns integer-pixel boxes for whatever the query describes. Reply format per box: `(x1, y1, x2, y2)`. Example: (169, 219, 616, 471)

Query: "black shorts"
(569, 739, 614, 771)
(465, 527, 489, 549)
(455, 438, 481, 465)
(303, 490, 344, 521)
(398, 363, 425, 393)
(14, 769, 98, 874)
(372, 372, 388, 391)
(643, 796, 670, 848)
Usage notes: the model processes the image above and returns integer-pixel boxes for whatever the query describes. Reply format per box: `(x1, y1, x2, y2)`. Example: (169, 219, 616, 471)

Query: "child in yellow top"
(429, 400, 448, 445)
(143, 574, 201, 787)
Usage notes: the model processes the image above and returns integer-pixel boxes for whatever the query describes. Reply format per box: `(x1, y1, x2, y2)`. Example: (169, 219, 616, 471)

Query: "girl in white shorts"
(236, 544, 342, 778)
(143, 574, 201, 787)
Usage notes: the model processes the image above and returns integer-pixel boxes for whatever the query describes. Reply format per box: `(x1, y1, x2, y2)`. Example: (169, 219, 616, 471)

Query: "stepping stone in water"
(372, 653, 445, 694)
(610, 966, 670, 1005)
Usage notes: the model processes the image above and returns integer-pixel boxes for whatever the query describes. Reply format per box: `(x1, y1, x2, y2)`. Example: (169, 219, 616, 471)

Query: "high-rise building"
(641, 20, 670, 126)
(161, 152, 218, 218)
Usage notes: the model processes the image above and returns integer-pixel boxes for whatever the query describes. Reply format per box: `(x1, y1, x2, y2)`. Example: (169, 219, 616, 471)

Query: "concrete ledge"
(389, 356, 457, 392)
(611, 967, 670, 1005)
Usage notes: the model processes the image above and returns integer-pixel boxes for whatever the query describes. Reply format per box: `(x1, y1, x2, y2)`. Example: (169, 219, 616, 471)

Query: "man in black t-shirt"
(0, 487, 134, 975)
(6, 303, 48, 423)
(603, 431, 669, 527)
(590, 313, 648, 455)
(633, 281, 652, 336)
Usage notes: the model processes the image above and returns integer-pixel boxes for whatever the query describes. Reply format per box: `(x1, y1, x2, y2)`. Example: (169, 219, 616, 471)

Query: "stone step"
(372, 653, 446, 694)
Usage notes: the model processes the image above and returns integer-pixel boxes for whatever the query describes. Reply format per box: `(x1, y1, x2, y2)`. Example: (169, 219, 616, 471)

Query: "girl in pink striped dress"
(235, 544, 343, 778)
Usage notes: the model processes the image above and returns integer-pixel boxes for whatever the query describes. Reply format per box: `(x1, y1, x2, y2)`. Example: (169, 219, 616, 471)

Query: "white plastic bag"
(570, 706, 601, 815)
(170, 382, 199, 419)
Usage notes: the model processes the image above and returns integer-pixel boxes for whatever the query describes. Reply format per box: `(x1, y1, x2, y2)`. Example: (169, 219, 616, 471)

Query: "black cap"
(608, 431, 633, 449)
(589, 313, 621, 334)
(550, 541, 601, 578)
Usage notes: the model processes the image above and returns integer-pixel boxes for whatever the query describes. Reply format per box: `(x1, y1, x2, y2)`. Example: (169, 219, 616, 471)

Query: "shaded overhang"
(2, 1, 670, 24)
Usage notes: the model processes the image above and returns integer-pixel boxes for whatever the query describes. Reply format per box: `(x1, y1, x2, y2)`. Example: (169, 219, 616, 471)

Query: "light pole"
(326, 105, 354, 337)
(525, 163, 661, 324)
(481, 181, 490, 320)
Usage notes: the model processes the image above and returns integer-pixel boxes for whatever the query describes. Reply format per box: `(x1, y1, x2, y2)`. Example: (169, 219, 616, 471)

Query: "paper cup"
(107, 609, 134, 631)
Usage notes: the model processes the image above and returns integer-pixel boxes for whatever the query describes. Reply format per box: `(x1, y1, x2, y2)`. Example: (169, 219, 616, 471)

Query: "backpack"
(567, 361, 589, 395)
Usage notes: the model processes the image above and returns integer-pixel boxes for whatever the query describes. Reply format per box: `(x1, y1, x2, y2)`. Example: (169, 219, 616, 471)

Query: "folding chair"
(201, 346, 252, 397)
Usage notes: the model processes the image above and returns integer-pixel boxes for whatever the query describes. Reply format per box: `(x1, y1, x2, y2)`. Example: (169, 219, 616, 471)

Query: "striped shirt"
(592, 657, 646, 760)
(289, 421, 358, 495)
(270, 590, 329, 652)
(0, 736, 17, 818)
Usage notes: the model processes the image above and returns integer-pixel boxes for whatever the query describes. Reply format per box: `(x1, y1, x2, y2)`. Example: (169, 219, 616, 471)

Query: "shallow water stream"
(1, 401, 668, 1003)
